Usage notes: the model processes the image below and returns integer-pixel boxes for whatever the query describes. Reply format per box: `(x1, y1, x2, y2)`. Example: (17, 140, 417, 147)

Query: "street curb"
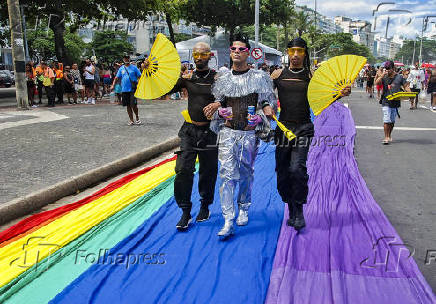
(0, 137, 180, 225)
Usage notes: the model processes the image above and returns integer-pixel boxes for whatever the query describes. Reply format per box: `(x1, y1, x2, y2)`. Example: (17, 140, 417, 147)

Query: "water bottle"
(109, 92, 115, 103)
(247, 105, 255, 125)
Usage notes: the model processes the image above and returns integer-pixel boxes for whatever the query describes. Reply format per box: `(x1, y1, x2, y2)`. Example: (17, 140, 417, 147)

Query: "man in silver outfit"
(210, 34, 276, 239)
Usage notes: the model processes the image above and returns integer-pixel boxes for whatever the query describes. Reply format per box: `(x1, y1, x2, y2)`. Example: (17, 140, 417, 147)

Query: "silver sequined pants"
(218, 127, 259, 221)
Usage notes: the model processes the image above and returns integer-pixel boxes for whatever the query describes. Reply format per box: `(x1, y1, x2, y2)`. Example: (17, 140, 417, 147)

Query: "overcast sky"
(295, 0, 436, 39)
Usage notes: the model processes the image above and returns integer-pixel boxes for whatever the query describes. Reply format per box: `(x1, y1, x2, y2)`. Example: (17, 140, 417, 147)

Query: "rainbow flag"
(0, 130, 434, 303)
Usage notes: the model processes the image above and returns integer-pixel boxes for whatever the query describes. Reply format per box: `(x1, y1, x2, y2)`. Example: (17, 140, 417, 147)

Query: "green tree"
(308, 33, 374, 62)
(156, 0, 187, 45)
(0, 20, 10, 47)
(26, 27, 87, 63)
(181, 0, 254, 44)
(0, 0, 157, 64)
(395, 39, 436, 64)
(91, 31, 134, 64)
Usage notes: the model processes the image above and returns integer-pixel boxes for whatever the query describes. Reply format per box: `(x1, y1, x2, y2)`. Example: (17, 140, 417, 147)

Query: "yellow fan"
(273, 115, 297, 141)
(308, 55, 367, 115)
(135, 33, 181, 100)
(386, 91, 418, 101)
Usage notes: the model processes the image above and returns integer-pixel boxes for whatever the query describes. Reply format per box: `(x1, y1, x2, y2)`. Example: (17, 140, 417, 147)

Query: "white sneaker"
(91, 99, 95, 105)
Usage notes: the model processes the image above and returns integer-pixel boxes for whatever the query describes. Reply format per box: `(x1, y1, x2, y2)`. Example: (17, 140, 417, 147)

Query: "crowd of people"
(24, 57, 148, 108)
(356, 63, 436, 110)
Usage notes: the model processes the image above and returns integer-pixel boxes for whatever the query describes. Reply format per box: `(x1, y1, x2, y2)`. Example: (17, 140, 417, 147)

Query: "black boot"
(293, 203, 306, 231)
(286, 202, 295, 227)
(196, 203, 210, 222)
(176, 210, 192, 231)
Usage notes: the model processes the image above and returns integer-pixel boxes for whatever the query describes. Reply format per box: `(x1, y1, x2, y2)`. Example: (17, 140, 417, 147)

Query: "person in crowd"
(93, 62, 101, 101)
(63, 66, 77, 104)
(42, 61, 56, 107)
(376, 66, 384, 100)
(102, 65, 112, 97)
(375, 60, 411, 145)
(53, 61, 64, 104)
(211, 34, 276, 239)
(34, 62, 44, 104)
(25, 63, 36, 107)
(110, 54, 142, 125)
(113, 62, 123, 105)
(407, 62, 425, 110)
(365, 66, 376, 98)
(71, 63, 84, 103)
(145, 42, 221, 230)
(83, 59, 96, 104)
(427, 68, 436, 111)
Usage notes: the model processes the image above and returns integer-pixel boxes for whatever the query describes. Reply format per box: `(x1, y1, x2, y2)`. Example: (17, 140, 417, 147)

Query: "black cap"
(123, 53, 130, 59)
(287, 37, 308, 49)
(384, 60, 395, 69)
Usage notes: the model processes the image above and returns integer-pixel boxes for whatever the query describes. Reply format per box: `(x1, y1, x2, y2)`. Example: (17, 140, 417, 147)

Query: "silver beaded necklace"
(288, 67, 305, 74)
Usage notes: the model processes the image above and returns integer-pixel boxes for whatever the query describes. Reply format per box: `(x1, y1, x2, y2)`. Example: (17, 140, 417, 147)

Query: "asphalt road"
(347, 90, 436, 290)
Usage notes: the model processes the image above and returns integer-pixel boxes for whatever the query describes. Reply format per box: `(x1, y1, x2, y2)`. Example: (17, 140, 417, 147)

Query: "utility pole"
(255, 0, 259, 49)
(7, 0, 28, 109)
(419, 17, 425, 66)
(412, 39, 416, 65)
(419, 16, 436, 66)
(20, 5, 30, 61)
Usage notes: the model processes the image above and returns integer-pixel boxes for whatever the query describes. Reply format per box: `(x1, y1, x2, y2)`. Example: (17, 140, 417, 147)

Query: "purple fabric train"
(266, 102, 436, 303)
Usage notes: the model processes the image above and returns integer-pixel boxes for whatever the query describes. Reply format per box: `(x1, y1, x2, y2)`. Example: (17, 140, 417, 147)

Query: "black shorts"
(122, 92, 137, 107)
(84, 79, 95, 88)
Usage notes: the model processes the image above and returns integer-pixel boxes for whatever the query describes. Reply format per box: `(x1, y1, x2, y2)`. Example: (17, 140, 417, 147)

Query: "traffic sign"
(251, 48, 263, 60)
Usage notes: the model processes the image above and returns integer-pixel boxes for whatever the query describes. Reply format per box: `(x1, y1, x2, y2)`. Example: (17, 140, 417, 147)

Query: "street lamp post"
(412, 39, 416, 65)
(419, 15, 436, 66)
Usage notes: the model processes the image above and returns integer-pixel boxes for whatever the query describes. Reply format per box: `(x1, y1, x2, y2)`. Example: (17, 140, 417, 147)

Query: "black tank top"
(170, 70, 217, 122)
(274, 68, 311, 125)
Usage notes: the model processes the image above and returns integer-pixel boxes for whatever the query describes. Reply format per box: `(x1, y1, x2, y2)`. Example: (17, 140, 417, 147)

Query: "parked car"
(2, 70, 15, 85)
(0, 70, 12, 88)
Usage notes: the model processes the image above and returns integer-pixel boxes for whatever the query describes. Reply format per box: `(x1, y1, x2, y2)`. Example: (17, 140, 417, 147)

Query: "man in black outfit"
(271, 37, 314, 231)
(147, 42, 221, 230)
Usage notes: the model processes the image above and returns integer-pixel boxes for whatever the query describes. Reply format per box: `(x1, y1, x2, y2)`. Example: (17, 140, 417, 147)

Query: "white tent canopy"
(176, 31, 282, 68)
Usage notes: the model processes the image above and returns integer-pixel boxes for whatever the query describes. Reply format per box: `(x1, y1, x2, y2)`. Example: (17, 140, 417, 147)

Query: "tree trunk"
(49, 12, 72, 65)
(165, 12, 176, 45)
(229, 27, 235, 67)
(283, 21, 289, 46)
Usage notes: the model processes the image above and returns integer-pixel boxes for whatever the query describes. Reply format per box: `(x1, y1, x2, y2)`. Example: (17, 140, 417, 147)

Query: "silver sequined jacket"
(210, 69, 277, 140)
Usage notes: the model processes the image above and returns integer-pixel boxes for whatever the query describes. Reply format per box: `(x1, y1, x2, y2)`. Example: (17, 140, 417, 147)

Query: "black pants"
(54, 79, 64, 103)
(274, 122, 314, 205)
(45, 86, 56, 106)
(174, 122, 218, 211)
(37, 79, 43, 102)
(411, 88, 420, 105)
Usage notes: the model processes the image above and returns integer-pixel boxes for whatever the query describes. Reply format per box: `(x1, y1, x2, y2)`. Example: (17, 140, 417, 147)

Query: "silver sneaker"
(236, 209, 249, 226)
(217, 219, 234, 238)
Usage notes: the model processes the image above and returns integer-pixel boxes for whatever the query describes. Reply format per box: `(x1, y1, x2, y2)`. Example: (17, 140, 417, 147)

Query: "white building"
(424, 23, 436, 40)
(335, 16, 374, 52)
(373, 34, 402, 59)
(297, 6, 343, 34)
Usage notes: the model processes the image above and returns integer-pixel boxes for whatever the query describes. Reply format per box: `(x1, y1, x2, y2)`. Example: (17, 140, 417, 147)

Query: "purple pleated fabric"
(266, 102, 436, 304)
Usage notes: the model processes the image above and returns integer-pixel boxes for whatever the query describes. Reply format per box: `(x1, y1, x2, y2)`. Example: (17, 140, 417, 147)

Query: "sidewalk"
(0, 98, 187, 205)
